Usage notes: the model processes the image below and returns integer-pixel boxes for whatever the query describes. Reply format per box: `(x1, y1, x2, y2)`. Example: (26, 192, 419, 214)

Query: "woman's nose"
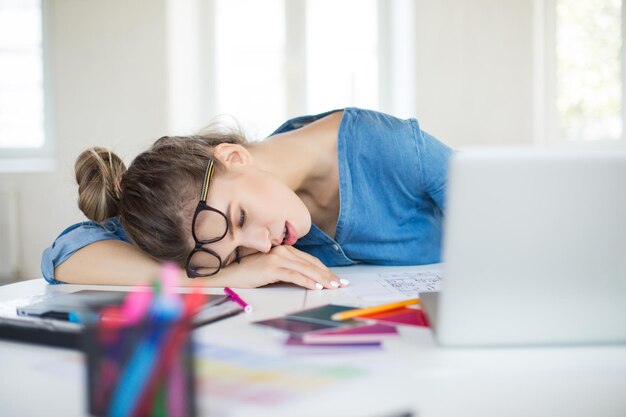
(242, 227, 272, 254)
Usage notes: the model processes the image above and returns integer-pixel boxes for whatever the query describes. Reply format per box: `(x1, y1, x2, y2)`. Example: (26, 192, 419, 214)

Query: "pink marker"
(121, 288, 153, 324)
(161, 261, 179, 300)
(224, 287, 253, 313)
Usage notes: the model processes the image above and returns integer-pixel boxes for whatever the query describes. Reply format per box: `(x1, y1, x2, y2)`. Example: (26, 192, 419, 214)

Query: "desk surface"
(1, 264, 625, 417)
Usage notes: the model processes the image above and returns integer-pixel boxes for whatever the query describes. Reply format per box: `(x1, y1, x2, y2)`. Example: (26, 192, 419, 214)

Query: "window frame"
(204, 0, 415, 126)
(537, 0, 626, 146)
(0, 0, 55, 172)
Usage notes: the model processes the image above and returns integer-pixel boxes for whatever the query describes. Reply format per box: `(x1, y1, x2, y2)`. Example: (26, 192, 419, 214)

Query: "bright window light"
(214, 0, 286, 139)
(0, 0, 44, 149)
(214, 0, 379, 138)
(556, 0, 622, 141)
(306, 0, 378, 114)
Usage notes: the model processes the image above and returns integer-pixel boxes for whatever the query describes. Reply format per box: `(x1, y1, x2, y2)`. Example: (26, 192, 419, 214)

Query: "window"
(167, 0, 412, 138)
(0, 0, 47, 155)
(214, 0, 286, 138)
(544, 0, 624, 143)
(213, 0, 380, 138)
(556, 0, 622, 141)
(305, 0, 378, 114)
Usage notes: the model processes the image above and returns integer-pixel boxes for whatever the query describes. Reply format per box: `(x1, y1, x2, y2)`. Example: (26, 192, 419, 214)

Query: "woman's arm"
(55, 240, 343, 289)
(54, 240, 164, 286)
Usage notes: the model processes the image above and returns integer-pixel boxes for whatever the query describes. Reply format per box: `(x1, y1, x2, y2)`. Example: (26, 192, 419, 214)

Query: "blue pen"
(107, 296, 182, 417)
(107, 321, 166, 417)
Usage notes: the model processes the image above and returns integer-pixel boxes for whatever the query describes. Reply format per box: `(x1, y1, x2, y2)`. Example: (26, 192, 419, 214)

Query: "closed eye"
(233, 209, 246, 263)
(238, 209, 246, 228)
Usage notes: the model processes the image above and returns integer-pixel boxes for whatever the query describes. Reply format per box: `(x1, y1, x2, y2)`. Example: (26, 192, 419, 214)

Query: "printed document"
(340, 269, 443, 302)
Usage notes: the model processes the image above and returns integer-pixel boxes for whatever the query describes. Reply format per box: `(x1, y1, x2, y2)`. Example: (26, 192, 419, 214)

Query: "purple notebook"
(285, 337, 382, 348)
(301, 323, 398, 344)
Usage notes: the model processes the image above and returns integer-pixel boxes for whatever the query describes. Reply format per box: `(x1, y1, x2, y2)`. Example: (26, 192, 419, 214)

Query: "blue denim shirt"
(41, 218, 130, 284)
(41, 108, 452, 283)
(280, 108, 452, 266)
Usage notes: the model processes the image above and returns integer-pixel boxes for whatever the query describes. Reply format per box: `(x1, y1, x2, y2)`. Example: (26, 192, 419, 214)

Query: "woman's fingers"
(283, 246, 350, 287)
(230, 246, 349, 290)
(268, 246, 345, 290)
(276, 269, 324, 290)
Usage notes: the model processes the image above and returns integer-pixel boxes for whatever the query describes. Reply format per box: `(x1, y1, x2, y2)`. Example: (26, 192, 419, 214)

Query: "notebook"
(285, 304, 362, 327)
(253, 317, 338, 337)
(301, 323, 398, 344)
(355, 307, 430, 328)
(253, 304, 366, 338)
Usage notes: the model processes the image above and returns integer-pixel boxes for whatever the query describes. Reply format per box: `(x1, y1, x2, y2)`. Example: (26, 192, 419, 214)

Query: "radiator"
(0, 181, 19, 282)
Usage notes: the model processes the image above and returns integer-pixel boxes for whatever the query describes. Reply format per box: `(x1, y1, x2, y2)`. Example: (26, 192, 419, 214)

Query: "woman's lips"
(282, 221, 298, 245)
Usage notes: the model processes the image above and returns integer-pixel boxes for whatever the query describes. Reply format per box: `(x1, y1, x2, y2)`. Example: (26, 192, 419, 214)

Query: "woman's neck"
(250, 111, 343, 235)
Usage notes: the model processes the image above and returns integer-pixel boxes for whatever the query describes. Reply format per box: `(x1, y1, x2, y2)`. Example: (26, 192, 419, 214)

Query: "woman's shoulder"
(269, 107, 397, 136)
(269, 108, 344, 136)
(55, 217, 128, 241)
(41, 217, 130, 284)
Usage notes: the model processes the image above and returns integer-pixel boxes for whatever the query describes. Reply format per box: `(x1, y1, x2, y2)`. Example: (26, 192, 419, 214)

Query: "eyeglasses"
(185, 160, 238, 278)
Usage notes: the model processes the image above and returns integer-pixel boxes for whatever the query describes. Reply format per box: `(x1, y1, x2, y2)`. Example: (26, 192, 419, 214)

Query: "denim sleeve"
(415, 129, 454, 210)
(41, 217, 130, 284)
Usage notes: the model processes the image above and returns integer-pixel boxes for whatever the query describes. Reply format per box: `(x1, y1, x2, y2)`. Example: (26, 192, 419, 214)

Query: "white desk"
(1, 265, 625, 417)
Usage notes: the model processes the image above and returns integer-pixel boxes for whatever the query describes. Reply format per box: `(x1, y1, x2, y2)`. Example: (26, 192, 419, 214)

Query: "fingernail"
(330, 281, 339, 288)
(315, 283, 324, 290)
(339, 278, 350, 286)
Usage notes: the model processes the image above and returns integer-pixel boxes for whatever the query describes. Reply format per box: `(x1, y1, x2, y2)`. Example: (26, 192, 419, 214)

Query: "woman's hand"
(212, 245, 349, 290)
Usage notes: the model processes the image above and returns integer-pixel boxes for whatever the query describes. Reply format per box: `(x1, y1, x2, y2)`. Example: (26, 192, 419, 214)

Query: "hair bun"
(75, 147, 127, 222)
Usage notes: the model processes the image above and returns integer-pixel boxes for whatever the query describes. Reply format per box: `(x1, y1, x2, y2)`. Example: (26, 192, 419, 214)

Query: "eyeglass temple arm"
(200, 160, 215, 202)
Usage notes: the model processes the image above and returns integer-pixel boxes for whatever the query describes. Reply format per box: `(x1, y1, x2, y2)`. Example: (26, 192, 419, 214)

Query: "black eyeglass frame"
(185, 160, 233, 278)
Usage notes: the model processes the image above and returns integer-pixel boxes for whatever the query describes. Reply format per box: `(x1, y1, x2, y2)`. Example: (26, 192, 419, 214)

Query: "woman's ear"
(213, 143, 253, 169)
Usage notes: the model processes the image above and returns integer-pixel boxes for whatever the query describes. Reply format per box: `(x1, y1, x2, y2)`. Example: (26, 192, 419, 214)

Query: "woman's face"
(190, 161, 312, 270)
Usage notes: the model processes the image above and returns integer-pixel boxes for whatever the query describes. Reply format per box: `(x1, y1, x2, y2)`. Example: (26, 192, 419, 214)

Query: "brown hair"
(75, 147, 126, 222)
(74, 127, 247, 267)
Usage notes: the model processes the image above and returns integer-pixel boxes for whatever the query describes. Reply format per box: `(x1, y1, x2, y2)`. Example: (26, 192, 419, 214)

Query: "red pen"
(224, 287, 254, 313)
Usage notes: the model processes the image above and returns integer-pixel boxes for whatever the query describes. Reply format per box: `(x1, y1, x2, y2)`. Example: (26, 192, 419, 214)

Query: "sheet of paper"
(340, 269, 443, 302)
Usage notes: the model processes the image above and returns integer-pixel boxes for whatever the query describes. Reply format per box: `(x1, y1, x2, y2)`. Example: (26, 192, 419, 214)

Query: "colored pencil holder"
(83, 316, 197, 417)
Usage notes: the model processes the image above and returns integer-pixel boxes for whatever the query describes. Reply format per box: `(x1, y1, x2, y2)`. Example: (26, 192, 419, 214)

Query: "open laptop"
(420, 148, 626, 347)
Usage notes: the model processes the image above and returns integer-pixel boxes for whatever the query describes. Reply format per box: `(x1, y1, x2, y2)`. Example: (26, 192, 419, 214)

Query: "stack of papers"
(254, 304, 429, 349)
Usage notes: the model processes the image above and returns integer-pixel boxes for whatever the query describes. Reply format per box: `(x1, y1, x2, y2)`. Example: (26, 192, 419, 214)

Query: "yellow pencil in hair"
(331, 298, 421, 321)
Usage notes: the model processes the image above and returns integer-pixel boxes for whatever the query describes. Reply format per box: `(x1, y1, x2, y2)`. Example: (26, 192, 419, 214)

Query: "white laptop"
(420, 148, 626, 347)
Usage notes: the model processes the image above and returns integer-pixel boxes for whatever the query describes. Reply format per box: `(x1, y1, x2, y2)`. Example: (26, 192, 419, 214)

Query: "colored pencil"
(330, 298, 421, 321)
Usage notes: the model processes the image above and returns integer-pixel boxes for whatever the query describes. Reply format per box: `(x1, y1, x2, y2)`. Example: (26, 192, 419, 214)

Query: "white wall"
(0, 0, 536, 279)
(1, 0, 169, 279)
(414, 0, 534, 147)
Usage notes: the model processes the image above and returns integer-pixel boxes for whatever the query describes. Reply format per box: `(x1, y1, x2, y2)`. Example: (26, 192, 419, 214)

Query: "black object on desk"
(0, 290, 242, 350)
(0, 316, 81, 349)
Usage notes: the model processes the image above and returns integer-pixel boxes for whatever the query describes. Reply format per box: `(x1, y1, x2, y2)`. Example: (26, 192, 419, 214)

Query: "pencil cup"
(83, 317, 197, 417)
